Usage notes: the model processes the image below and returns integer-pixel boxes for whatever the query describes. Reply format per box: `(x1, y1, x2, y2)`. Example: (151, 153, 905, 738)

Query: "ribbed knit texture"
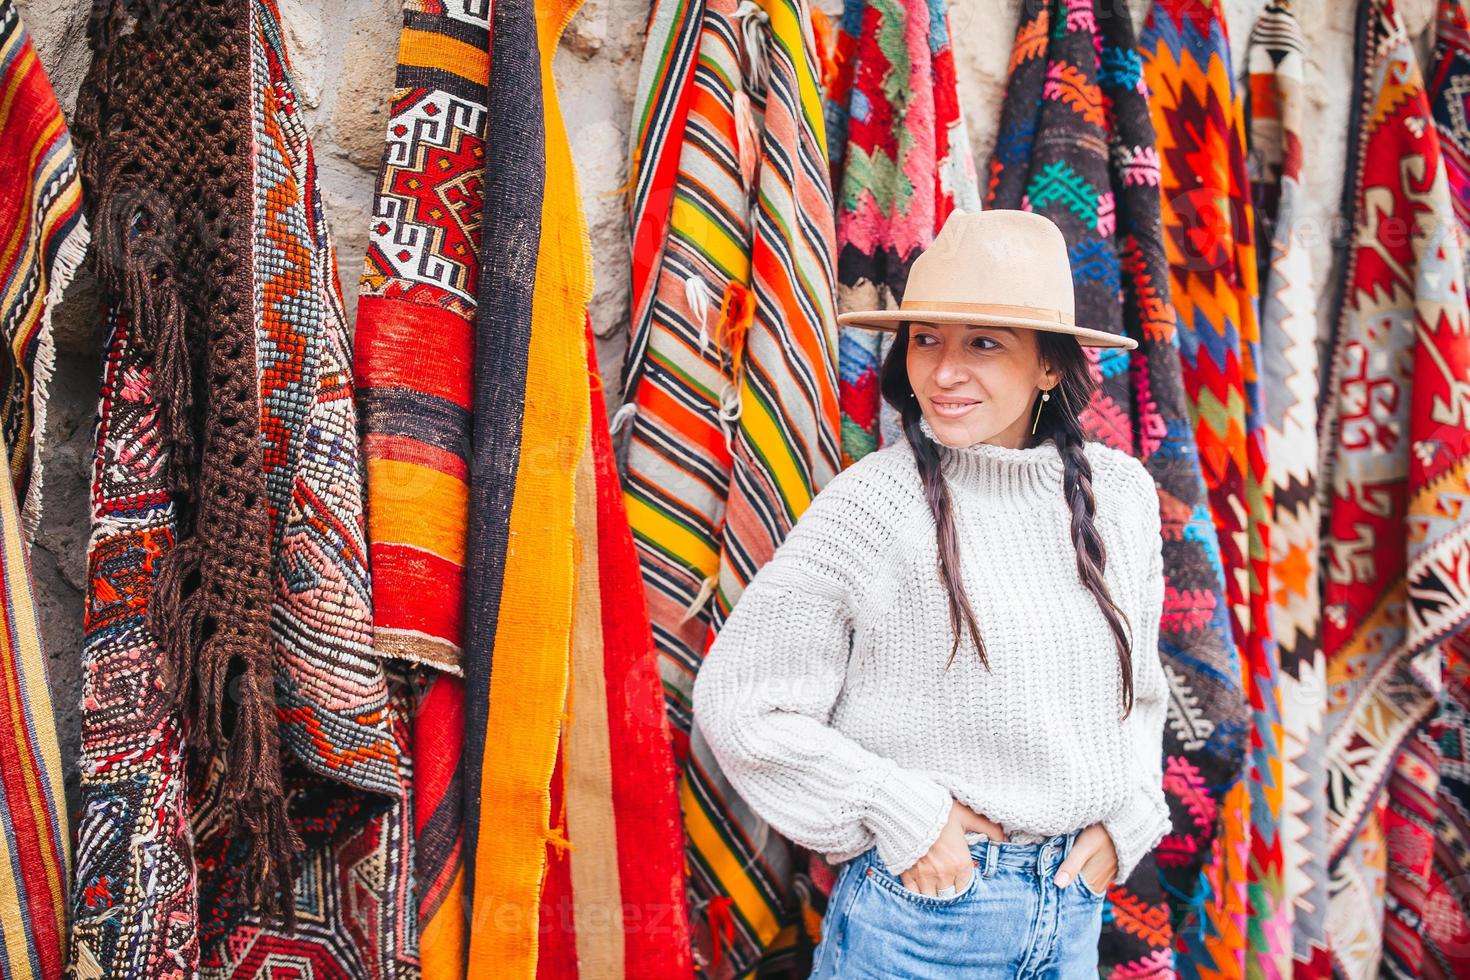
(691, 416, 1171, 885)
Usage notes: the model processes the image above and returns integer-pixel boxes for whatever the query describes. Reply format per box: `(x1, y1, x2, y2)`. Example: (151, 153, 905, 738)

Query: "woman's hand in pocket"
(900, 800, 1006, 897)
(1052, 823, 1116, 896)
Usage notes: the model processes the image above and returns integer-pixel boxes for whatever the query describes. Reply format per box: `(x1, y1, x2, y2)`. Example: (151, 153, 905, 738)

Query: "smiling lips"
(929, 397, 981, 418)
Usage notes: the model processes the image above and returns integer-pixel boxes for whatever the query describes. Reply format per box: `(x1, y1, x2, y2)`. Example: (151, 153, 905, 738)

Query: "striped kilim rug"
(0, 4, 79, 974)
(381, 0, 691, 976)
(1321, 0, 1470, 975)
(620, 0, 842, 973)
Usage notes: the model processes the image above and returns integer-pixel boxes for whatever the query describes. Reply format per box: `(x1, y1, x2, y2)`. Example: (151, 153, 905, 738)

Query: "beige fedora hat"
(836, 209, 1138, 350)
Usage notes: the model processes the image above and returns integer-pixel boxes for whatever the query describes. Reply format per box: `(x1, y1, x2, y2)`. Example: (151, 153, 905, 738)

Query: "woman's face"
(905, 321, 1059, 449)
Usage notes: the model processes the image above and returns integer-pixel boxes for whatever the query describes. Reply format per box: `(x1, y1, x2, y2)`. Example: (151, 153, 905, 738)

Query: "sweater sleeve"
(1099, 472, 1172, 885)
(690, 460, 954, 877)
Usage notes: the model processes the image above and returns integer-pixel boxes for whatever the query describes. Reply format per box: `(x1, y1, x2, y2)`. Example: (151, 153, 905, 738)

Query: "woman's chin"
(927, 415, 990, 447)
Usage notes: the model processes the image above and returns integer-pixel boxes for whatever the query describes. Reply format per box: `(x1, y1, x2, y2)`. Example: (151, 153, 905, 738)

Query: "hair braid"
(1047, 380, 1136, 718)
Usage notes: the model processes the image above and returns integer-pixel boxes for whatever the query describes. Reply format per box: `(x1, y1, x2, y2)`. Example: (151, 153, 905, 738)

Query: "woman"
(690, 209, 1171, 977)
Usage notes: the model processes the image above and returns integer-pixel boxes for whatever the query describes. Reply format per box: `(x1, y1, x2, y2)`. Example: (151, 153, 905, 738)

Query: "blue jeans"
(809, 830, 1105, 978)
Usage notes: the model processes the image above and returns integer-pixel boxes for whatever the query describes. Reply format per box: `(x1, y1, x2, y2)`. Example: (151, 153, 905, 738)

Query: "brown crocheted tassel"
(224, 658, 303, 920)
(73, 0, 300, 921)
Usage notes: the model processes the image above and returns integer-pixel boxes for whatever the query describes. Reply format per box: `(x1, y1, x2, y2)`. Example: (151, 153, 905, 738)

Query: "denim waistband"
(960, 830, 1078, 878)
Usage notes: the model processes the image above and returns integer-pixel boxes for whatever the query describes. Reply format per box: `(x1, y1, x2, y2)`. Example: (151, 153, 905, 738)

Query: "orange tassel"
(715, 280, 755, 375)
(808, 9, 838, 93)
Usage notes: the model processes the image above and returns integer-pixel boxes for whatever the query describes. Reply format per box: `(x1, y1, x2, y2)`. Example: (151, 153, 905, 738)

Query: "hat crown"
(903, 210, 1075, 322)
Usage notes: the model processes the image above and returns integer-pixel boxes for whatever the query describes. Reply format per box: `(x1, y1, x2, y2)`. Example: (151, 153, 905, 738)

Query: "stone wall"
(15, 0, 1439, 814)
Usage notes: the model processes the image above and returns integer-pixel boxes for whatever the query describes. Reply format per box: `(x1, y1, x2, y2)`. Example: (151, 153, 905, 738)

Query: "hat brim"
(835, 308, 1138, 350)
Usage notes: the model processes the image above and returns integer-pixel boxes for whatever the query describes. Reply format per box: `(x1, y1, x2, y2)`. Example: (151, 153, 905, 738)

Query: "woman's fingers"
(952, 803, 1008, 841)
(1052, 837, 1094, 889)
(901, 851, 974, 896)
(905, 862, 946, 896)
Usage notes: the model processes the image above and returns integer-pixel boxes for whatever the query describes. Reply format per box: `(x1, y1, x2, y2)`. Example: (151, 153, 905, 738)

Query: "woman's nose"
(934, 346, 968, 386)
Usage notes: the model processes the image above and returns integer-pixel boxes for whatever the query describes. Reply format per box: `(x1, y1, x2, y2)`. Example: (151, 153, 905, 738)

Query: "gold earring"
(1031, 389, 1051, 435)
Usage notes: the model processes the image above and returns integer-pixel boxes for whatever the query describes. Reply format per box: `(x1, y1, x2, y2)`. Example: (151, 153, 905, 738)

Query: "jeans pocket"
(1074, 869, 1108, 902)
(867, 861, 979, 908)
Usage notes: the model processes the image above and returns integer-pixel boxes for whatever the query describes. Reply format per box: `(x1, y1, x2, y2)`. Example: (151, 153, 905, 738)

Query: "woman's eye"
(971, 337, 999, 350)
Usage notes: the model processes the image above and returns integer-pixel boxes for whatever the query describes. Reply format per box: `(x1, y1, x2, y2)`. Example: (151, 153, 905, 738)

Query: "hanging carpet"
(355, 0, 490, 972)
(0, 0, 84, 974)
(1427, 2, 1470, 973)
(1245, 4, 1332, 976)
(987, 0, 1248, 973)
(69, 0, 413, 975)
(619, 0, 842, 973)
(1139, 0, 1284, 974)
(1322, 0, 1470, 975)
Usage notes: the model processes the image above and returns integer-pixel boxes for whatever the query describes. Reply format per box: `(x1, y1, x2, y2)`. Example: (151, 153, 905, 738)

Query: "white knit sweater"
(690, 416, 1172, 884)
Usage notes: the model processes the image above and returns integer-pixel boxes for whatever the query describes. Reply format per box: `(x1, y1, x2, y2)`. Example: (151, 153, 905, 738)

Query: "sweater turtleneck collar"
(914, 414, 1066, 503)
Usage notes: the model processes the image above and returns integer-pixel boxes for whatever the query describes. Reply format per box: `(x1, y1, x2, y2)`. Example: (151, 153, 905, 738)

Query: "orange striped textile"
(0, 2, 79, 974)
(452, 1, 687, 975)
(618, 0, 842, 971)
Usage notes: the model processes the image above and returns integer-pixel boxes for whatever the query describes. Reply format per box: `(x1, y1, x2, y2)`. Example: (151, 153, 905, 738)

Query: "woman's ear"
(1038, 351, 1061, 392)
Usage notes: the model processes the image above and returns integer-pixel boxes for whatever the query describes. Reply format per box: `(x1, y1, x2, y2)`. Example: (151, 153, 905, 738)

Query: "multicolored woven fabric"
(1323, 1, 1470, 975)
(200, 4, 416, 974)
(620, 0, 842, 973)
(70, 0, 413, 974)
(0, 456, 65, 980)
(459, 0, 589, 971)
(0, 0, 85, 537)
(445, 1, 690, 976)
(0, 4, 79, 973)
(987, 0, 1246, 973)
(1140, 1, 1283, 974)
(1425, 630, 1470, 978)
(1428, 5, 1470, 973)
(1246, 5, 1331, 975)
(822, 0, 979, 464)
(358, 3, 689, 976)
(1432, 0, 1470, 273)
(355, 1, 489, 970)
(536, 318, 692, 980)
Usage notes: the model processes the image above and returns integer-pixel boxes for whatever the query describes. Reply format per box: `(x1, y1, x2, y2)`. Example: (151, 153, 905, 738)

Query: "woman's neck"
(914, 414, 1066, 503)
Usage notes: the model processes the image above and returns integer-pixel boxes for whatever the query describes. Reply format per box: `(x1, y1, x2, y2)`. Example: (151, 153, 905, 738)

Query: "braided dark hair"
(879, 324, 1137, 717)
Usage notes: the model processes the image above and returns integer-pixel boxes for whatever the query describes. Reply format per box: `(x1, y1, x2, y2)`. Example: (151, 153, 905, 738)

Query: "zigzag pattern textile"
(1139, 1, 1283, 975)
(355, 1, 490, 971)
(619, 0, 842, 974)
(1245, 5, 1332, 976)
(819, 0, 981, 465)
(199, 3, 417, 973)
(1428, 3, 1470, 974)
(987, 0, 1246, 973)
(68, 0, 414, 975)
(0, 1, 82, 974)
(1322, 0, 1470, 975)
